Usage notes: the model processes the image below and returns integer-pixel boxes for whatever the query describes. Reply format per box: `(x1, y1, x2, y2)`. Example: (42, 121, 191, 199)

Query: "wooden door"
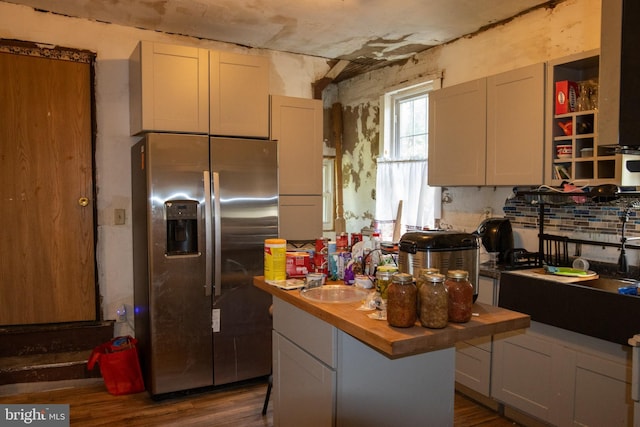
(0, 46, 96, 325)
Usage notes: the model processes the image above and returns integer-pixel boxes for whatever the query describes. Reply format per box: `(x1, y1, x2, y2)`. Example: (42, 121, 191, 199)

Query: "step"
(0, 320, 115, 357)
(0, 350, 100, 386)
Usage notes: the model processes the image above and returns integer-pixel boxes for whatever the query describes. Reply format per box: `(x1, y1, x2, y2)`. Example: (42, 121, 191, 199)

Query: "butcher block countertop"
(254, 276, 530, 359)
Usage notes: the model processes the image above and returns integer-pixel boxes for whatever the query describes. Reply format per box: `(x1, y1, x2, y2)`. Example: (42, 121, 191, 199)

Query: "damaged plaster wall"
(0, 1, 331, 335)
(333, 0, 600, 238)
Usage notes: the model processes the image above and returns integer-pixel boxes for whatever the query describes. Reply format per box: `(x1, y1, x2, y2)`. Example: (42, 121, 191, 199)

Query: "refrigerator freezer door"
(210, 137, 278, 385)
(133, 133, 213, 396)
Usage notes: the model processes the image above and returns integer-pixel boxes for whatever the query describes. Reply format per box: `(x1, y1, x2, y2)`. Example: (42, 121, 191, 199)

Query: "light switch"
(114, 208, 126, 225)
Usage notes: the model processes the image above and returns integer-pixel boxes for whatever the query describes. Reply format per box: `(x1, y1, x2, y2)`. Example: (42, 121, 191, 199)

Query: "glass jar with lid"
(375, 265, 398, 300)
(445, 270, 473, 323)
(419, 273, 448, 329)
(415, 268, 439, 291)
(387, 273, 417, 328)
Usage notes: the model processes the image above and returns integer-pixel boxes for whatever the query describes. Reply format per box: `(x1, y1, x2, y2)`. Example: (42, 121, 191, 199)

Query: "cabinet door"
(210, 51, 269, 138)
(492, 330, 561, 423)
(279, 195, 323, 241)
(456, 340, 492, 396)
(486, 63, 544, 185)
(271, 95, 323, 195)
(273, 332, 336, 427)
(560, 348, 631, 427)
(428, 79, 486, 185)
(129, 41, 209, 135)
(477, 276, 496, 306)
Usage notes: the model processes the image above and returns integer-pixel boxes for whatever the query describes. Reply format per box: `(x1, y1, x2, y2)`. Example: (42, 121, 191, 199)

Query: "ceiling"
(6, 0, 556, 82)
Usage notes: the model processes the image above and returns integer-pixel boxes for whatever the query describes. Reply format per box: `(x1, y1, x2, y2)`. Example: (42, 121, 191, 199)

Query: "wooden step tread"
(0, 350, 93, 373)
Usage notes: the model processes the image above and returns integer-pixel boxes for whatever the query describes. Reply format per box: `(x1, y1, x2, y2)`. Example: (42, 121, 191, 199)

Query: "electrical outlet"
(114, 208, 126, 225)
(483, 207, 493, 219)
(116, 305, 127, 322)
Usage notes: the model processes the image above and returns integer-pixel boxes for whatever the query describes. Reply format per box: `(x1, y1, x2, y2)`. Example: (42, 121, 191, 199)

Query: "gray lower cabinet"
(455, 275, 496, 395)
(274, 332, 336, 427)
(492, 321, 631, 427)
(272, 298, 456, 426)
(458, 275, 633, 427)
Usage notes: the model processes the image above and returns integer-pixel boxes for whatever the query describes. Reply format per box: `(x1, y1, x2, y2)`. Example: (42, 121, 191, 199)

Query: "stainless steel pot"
(398, 231, 480, 301)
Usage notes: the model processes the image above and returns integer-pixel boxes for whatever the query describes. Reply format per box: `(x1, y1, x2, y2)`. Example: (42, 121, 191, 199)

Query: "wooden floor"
(0, 378, 520, 426)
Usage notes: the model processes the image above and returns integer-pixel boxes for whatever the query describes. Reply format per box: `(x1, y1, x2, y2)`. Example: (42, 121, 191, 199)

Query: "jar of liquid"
(445, 270, 473, 323)
(387, 273, 417, 328)
(375, 265, 398, 300)
(419, 273, 448, 329)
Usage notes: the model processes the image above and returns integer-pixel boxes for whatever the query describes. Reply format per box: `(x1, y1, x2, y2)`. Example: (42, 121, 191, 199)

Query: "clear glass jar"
(387, 273, 417, 328)
(445, 270, 473, 323)
(415, 268, 439, 291)
(375, 265, 398, 300)
(419, 273, 448, 329)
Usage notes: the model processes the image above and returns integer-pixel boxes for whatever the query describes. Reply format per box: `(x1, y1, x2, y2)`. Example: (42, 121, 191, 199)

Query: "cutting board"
(507, 268, 599, 284)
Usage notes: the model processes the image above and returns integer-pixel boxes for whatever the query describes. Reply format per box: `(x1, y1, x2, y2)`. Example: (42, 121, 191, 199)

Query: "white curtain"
(375, 159, 441, 240)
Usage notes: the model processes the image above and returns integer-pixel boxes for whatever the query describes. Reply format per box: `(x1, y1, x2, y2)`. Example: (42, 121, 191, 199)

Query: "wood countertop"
(254, 276, 530, 359)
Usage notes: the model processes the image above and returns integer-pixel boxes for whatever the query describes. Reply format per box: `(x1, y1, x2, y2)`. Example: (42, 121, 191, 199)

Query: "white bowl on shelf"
(556, 144, 572, 158)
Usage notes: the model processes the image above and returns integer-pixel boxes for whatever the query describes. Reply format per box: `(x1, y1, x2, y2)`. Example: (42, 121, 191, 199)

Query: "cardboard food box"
(286, 251, 313, 278)
(555, 80, 578, 114)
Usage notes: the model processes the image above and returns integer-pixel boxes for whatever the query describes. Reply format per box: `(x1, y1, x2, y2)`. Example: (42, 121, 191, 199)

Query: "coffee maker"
(474, 218, 514, 264)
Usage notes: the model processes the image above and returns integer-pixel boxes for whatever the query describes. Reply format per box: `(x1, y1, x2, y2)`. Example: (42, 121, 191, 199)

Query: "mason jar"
(375, 265, 398, 300)
(445, 270, 473, 323)
(419, 273, 448, 329)
(387, 273, 417, 328)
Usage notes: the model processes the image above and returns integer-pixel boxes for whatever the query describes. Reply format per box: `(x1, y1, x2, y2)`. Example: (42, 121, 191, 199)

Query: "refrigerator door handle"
(203, 171, 213, 297)
(212, 172, 222, 297)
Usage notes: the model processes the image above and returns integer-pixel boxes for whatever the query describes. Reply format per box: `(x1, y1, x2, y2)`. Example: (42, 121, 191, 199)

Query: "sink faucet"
(619, 206, 640, 274)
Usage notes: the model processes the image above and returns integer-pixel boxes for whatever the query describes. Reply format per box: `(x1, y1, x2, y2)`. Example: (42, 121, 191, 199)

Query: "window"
(376, 80, 441, 241)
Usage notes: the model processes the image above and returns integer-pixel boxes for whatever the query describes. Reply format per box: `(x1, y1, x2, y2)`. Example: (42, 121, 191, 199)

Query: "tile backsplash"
(503, 198, 640, 236)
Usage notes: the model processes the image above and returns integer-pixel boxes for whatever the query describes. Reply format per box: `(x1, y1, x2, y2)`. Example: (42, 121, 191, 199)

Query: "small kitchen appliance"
(398, 231, 480, 301)
(474, 218, 514, 264)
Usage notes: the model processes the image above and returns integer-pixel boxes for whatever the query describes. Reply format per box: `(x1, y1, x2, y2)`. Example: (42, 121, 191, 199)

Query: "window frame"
(380, 78, 440, 161)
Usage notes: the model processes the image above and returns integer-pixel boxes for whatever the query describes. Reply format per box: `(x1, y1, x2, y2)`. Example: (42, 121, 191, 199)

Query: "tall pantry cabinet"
(271, 95, 324, 240)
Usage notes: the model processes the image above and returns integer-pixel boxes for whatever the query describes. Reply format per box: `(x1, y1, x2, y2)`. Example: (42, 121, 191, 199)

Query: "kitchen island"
(254, 276, 530, 426)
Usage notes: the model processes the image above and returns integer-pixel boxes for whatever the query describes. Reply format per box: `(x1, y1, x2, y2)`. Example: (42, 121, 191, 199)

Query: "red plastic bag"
(88, 336, 145, 395)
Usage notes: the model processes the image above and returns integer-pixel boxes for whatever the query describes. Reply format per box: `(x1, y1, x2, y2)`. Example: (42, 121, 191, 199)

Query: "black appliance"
(474, 218, 514, 264)
(398, 231, 480, 301)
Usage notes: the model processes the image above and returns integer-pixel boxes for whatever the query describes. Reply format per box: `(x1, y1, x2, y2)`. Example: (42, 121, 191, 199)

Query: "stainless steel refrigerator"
(131, 132, 277, 397)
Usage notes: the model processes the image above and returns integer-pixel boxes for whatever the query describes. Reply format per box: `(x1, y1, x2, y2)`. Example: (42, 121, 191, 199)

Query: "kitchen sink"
(499, 271, 640, 346)
(299, 285, 371, 304)
(572, 276, 640, 294)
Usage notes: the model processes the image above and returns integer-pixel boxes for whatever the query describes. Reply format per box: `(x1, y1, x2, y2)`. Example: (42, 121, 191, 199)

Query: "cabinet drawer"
(456, 341, 491, 396)
(273, 298, 337, 368)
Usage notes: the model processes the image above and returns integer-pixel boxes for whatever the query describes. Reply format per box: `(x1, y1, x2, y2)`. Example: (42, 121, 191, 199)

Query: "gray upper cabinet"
(429, 63, 544, 186)
(210, 51, 269, 138)
(129, 41, 210, 136)
(129, 41, 270, 138)
(486, 63, 544, 186)
(428, 78, 487, 186)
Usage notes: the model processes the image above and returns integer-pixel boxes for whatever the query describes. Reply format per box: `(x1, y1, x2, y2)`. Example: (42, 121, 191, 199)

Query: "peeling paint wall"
(0, 1, 330, 335)
(333, 0, 600, 244)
